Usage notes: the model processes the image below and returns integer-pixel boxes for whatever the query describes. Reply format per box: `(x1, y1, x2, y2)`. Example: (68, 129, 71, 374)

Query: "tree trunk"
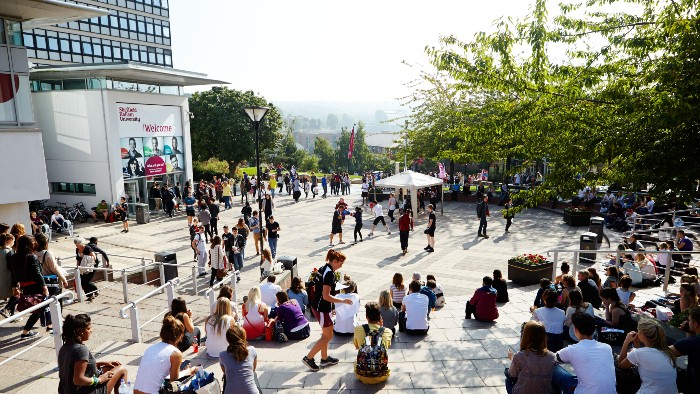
(449, 160, 455, 183)
(228, 161, 238, 180)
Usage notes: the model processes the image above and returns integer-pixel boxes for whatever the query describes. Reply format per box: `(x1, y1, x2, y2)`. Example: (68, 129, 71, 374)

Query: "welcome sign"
(116, 103, 182, 138)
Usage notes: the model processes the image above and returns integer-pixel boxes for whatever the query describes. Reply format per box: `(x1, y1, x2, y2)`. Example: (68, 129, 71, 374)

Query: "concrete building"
(30, 62, 226, 211)
(0, 0, 107, 227)
(293, 130, 340, 153)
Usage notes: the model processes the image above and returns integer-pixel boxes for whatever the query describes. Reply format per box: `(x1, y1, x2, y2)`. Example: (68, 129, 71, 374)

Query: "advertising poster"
(120, 137, 144, 159)
(166, 154, 184, 172)
(143, 136, 163, 157)
(145, 155, 166, 176)
(122, 157, 146, 179)
(165, 136, 183, 155)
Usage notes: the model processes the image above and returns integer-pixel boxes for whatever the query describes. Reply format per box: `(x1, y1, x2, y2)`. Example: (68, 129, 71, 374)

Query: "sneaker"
(320, 356, 339, 367)
(20, 331, 38, 339)
(198, 273, 207, 278)
(387, 231, 391, 235)
(424, 246, 430, 250)
(483, 234, 489, 239)
(302, 356, 320, 371)
(329, 243, 334, 247)
(338, 241, 345, 244)
(368, 233, 373, 237)
(427, 247, 434, 253)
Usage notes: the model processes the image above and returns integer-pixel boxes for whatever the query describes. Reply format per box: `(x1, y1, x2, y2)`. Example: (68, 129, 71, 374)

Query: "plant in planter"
(508, 253, 554, 285)
(563, 207, 592, 226)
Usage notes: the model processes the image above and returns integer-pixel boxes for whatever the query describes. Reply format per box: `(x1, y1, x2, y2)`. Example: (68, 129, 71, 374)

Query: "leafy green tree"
(335, 122, 372, 173)
(189, 87, 282, 176)
(313, 137, 336, 171)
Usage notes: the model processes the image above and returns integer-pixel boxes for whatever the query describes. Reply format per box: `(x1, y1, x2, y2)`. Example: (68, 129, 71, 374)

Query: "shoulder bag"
(17, 255, 46, 313)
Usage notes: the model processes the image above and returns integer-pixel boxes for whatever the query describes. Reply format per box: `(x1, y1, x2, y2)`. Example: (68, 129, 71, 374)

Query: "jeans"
(268, 237, 278, 259)
(232, 253, 243, 271)
(354, 223, 363, 242)
(209, 267, 219, 287)
(478, 217, 488, 235)
(197, 249, 207, 274)
(551, 364, 578, 394)
(400, 230, 409, 250)
(505, 217, 512, 231)
(322, 185, 327, 198)
(388, 209, 395, 222)
(223, 196, 231, 209)
(203, 225, 211, 242)
(210, 218, 218, 236)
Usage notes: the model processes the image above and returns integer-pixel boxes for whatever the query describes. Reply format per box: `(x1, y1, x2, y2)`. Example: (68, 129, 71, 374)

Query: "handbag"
(17, 294, 45, 312)
(216, 269, 226, 281)
(79, 254, 96, 273)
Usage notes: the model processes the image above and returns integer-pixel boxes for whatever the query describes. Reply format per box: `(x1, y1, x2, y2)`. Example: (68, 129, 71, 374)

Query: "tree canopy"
(189, 87, 283, 175)
(406, 0, 700, 203)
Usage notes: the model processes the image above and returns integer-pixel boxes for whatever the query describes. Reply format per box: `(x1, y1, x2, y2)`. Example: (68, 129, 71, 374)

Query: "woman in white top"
(532, 290, 566, 352)
(242, 287, 268, 340)
(205, 298, 236, 358)
(208, 236, 226, 288)
(635, 253, 657, 281)
(333, 281, 360, 336)
(387, 193, 397, 222)
(134, 316, 196, 394)
(564, 290, 594, 342)
(622, 255, 644, 286)
(617, 319, 677, 394)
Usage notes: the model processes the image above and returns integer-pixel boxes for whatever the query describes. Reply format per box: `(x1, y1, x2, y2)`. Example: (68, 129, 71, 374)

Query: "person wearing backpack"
(353, 302, 392, 384)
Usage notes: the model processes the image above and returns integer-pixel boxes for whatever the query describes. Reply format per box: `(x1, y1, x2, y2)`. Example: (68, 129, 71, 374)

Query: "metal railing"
(627, 208, 700, 237)
(545, 249, 699, 293)
(0, 291, 74, 365)
(118, 279, 181, 343)
(204, 270, 240, 310)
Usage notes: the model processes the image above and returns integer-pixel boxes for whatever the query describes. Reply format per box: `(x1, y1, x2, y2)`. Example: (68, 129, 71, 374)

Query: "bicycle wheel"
(76, 211, 87, 223)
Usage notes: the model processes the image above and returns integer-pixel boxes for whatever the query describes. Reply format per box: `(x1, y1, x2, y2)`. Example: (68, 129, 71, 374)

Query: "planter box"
(508, 259, 554, 286)
(563, 210, 592, 226)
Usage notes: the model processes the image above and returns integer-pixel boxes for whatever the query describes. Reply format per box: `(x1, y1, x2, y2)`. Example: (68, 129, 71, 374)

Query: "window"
(35, 35, 47, 49)
(48, 37, 58, 51)
(63, 79, 87, 90)
(51, 182, 97, 196)
(23, 33, 33, 47)
(60, 39, 70, 52)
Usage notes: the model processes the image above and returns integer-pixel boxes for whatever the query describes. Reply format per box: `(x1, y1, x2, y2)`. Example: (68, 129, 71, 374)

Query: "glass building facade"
(24, 0, 173, 67)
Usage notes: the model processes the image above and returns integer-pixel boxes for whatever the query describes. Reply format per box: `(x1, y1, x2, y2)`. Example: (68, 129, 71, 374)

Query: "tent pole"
(441, 184, 444, 216)
(411, 188, 418, 220)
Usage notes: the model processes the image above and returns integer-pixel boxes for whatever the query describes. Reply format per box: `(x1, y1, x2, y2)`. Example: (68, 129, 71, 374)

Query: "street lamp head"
(244, 106, 270, 123)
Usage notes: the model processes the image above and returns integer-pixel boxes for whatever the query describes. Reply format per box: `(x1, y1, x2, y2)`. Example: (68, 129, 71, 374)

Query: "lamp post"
(244, 105, 270, 266)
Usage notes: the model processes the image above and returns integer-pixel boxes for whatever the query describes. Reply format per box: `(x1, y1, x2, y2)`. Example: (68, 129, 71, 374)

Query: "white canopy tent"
(375, 170, 444, 219)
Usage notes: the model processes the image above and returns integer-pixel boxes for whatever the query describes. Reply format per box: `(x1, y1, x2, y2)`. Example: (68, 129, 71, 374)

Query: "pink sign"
(145, 156, 166, 176)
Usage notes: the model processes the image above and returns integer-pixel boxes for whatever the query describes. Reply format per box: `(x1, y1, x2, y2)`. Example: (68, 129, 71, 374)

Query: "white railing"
(118, 279, 181, 343)
(0, 291, 75, 365)
(545, 249, 699, 293)
(204, 270, 240, 311)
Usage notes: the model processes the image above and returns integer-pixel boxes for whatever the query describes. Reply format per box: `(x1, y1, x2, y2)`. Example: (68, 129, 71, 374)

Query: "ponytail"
(61, 314, 91, 344)
(225, 325, 249, 362)
(325, 249, 346, 263)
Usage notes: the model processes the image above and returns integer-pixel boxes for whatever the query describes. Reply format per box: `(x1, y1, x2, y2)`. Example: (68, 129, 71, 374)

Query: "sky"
(169, 0, 533, 103)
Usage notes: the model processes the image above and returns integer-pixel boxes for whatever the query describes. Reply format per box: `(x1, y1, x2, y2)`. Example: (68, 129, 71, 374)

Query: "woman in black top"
(75, 238, 99, 301)
(166, 297, 201, 352)
(58, 314, 127, 394)
(492, 269, 509, 303)
(10, 235, 48, 339)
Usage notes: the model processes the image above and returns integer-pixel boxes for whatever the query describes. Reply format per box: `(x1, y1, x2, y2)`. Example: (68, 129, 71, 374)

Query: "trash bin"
(155, 251, 178, 282)
(135, 203, 150, 224)
(589, 217, 605, 243)
(579, 232, 598, 264)
(277, 255, 298, 279)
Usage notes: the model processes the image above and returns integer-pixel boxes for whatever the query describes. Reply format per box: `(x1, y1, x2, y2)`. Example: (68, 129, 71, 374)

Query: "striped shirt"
(390, 284, 406, 304)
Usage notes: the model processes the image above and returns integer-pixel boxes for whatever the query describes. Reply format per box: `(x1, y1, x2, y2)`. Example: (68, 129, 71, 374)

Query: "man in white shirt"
(554, 312, 616, 394)
(192, 225, 208, 276)
(361, 182, 369, 206)
(260, 275, 282, 310)
(514, 173, 521, 185)
(400, 281, 429, 335)
(50, 210, 66, 232)
(368, 200, 391, 236)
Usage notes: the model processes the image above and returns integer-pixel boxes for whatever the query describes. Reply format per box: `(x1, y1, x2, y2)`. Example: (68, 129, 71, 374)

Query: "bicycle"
(66, 203, 90, 223)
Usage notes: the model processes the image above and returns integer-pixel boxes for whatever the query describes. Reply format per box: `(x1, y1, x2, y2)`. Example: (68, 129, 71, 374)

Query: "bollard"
(551, 252, 559, 281)
(74, 267, 83, 303)
(141, 258, 147, 284)
(129, 305, 141, 343)
(49, 297, 64, 360)
(122, 269, 129, 303)
(191, 266, 198, 295)
(208, 288, 216, 309)
(662, 251, 672, 293)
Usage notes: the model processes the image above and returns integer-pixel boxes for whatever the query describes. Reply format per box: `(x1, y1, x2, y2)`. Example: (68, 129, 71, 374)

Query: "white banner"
(116, 103, 182, 138)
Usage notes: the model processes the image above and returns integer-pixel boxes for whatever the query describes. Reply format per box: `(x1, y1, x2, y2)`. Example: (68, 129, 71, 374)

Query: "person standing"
(361, 180, 369, 206)
(424, 204, 436, 253)
(192, 225, 208, 277)
(198, 205, 212, 242)
(208, 200, 220, 236)
(368, 201, 391, 237)
(311, 172, 318, 198)
(329, 207, 344, 246)
(222, 181, 232, 210)
(11, 235, 49, 338)
(504, 198, 514, 233)
(221, 225, 234, 264)
(292, 177, 301, 203)
(119, 197, 129, 233)
(266, 216, 280, 259)
(230, 227, 244, 283)
(184, 192, 196, 226)
(249, 211, 262, 256)
(264, 194, 274, 220)
(398, 209, 414, 254)
(387, 193, 397, 222)
(321, 175, 328, 198)
(476, 195, 490, 238)
(303, 249, 353, 371)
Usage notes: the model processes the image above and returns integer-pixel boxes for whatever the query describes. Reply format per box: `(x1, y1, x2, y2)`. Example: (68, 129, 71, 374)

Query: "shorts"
(312, 308, 334, 328)
(332, 226, 342, 234)
(424, 228, 435, 236)
(122, 215, 128, 223)
(373, 216, 386, 226)
(361, 192, 368, 197)
(186, 209, 195, 217)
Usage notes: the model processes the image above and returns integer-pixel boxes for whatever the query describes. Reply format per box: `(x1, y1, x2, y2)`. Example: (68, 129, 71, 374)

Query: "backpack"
(355, 324, 389, 378)
(312, 264, 331, 310)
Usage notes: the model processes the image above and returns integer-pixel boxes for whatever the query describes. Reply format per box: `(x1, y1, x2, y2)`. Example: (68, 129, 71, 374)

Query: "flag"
(438, 162, 447, 179)
(347, 125, 355, 159)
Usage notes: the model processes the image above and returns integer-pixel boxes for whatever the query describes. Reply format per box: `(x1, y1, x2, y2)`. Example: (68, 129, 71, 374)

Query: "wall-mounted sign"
(116, 103, 182, 138)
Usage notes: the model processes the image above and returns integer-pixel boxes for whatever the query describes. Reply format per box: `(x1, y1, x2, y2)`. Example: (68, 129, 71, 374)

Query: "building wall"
(0, 202, 33, 232)
(0, 131, 50, 205)
(32, 88, 191, 208)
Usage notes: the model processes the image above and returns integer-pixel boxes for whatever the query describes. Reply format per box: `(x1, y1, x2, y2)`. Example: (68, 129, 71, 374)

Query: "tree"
(326, 113, 339, 130)
(335, 122, 372, 173)
(313, 137, 336, 171)
(189, 87, 283, 176)
(407, 0, 700, 204)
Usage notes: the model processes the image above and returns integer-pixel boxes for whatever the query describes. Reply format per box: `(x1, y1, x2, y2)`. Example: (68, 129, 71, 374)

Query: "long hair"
(681, 283, 698, 309)
(379, 290, 392, 309)
(291, 276, 304, 294)
(62, 314, 91, 344)
(206, 297, 233, 336)
(520, 321, 548, 355)
(171, 297, 188, 316)
(245, 287, 261, 313)
(600, 287, 622, 308)
(325, 249, 346, 263)
(261, 249, 272, 263)
(392, 272, 404, 290)
(636, 319, 676, 367)
(15, 234, 36, 256)
(218, 285, 233, 300)
(225, 325, 249, 362)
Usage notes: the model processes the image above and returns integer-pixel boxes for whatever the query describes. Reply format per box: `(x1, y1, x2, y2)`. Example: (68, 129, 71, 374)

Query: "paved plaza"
(0, 187, 681, 393)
